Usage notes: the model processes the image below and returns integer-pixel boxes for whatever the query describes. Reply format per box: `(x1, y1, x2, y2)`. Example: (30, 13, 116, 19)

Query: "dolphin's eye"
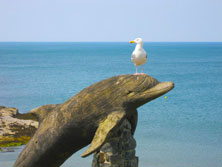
(127, 90, 133, 94)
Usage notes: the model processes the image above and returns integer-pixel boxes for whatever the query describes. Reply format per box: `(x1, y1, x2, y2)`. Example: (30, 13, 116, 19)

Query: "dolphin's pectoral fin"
(81, 110, 126, 157)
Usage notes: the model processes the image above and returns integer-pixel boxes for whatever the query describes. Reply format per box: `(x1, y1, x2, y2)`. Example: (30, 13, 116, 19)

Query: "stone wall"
(92, 119, 138, 167)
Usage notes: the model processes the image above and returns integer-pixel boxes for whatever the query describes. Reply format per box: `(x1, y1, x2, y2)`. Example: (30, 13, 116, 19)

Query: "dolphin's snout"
(128, 80, 174, 108)
(145, 81, 174, 97)
(155, 81, 174, 92)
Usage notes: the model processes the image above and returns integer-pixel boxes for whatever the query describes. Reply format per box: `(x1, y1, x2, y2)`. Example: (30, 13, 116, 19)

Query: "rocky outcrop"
(0, 106, 38, 149)
(92, 119, 138, 167)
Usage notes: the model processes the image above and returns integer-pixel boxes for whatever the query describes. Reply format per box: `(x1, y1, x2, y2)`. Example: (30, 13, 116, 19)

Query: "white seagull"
(130, 38, 147, 75)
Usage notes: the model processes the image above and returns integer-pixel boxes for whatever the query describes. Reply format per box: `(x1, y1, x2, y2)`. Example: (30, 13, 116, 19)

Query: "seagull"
(130, 38, 147, 75)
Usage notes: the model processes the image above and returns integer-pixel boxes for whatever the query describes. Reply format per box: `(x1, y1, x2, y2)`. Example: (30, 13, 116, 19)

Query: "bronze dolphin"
(14, 74, 174, 167)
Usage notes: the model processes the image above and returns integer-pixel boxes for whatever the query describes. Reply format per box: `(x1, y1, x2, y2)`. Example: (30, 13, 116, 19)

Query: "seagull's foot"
(133, 73, 139, 75)
(140, 73, 145, 75)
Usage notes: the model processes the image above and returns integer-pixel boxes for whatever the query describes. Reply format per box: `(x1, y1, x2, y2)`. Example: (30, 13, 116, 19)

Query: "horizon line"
(0, 41, 222, 43)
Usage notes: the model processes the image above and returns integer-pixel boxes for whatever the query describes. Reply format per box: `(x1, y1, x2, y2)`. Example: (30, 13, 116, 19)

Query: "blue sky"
(0, 0, 221, 42)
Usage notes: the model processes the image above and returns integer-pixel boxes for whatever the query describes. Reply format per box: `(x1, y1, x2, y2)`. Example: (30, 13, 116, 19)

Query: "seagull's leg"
(134, 66, 138, 75)
(140, 65, 144, 75)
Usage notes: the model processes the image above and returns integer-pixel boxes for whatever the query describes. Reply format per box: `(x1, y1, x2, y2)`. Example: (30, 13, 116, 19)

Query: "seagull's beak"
(130, 41, 135, 43)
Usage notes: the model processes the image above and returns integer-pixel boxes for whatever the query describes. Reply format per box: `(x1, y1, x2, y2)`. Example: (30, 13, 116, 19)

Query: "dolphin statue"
(14, 74, 174, 167)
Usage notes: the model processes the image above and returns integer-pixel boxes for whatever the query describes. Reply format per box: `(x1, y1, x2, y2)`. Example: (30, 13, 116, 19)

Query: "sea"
(0, 42, 222, 167)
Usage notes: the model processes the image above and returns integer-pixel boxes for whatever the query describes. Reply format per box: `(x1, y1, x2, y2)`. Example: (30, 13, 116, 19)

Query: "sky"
(0, 0, 221, 42)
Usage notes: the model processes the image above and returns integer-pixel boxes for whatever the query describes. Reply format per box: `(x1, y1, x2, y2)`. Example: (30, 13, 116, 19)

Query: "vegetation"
(0, 136, 31, 149)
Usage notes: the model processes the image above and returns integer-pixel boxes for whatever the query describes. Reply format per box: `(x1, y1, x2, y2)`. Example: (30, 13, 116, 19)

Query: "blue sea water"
(0, 42, 222, 167)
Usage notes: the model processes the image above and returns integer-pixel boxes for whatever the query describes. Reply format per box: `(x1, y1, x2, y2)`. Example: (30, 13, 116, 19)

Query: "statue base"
(92, 119, 138, 167)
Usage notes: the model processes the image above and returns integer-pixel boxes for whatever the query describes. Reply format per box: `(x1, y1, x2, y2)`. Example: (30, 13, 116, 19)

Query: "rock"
(92, 119, 138, 167)
(0, 106, 38, 149)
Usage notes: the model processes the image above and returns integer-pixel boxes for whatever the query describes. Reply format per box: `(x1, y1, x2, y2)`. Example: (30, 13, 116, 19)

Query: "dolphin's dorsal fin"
(29, 104, 59, 123)
(81, 110, 126, 157)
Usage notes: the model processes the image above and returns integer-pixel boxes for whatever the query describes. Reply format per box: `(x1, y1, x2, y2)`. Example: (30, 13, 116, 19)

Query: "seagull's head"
(130, 38, 143, 44)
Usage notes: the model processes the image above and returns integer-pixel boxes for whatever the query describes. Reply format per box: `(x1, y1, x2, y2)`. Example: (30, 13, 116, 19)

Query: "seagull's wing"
(131, 53, 136, 62)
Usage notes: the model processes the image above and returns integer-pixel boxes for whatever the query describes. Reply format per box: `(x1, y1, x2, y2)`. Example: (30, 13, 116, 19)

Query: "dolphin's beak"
(130, 41, 135, 43)
(147, 81, 174, 97)
(129, 81, 174, 107)
(142, 81, 174, 100)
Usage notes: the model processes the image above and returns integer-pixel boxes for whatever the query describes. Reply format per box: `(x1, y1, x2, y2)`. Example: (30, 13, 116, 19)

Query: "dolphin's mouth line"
(127, 82, 174, 98)
(141, 81, 174, 97)
(129, 85, 170, 94)
(141, 85, 173, 95)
